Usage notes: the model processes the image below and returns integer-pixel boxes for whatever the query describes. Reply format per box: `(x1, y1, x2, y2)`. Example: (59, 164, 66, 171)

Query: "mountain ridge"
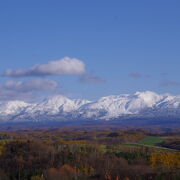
(0, 91, 180, 123)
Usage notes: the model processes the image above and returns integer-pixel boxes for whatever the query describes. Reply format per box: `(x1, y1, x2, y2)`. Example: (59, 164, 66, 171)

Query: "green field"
(139, 136, 164, 146)
(121, 143, 176, 152)
(120, 136, 177, 152)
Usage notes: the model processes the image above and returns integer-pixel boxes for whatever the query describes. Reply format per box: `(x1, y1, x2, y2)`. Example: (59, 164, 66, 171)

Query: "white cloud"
(3, 57, 86, 77)
(0, 79, 59, 101)
(5, 79, 58, 91)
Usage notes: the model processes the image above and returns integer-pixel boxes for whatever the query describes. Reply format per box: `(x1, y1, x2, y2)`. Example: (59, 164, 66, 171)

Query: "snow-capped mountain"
(25, 95, 90, 116)
(0, 91, 180, 123)
(0, 101, 30, 116)
(78, 91, 163, 119)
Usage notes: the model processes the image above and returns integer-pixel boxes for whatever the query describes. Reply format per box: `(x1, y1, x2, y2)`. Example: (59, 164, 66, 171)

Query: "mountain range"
(0, 91, 180, 125)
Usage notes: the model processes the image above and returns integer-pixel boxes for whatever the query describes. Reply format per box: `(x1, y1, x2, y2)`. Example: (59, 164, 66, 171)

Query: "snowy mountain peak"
(25, 95, 91, 116)
(0, 100, 30, 115)
(133, 91, 162, 104)
(0, 91, 180, 122)
(40, 95, 74, 107)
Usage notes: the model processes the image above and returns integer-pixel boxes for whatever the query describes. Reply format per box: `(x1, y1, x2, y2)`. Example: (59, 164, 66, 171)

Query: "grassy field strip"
(123, 143, 178, 152)
(139, 136, 164, 146)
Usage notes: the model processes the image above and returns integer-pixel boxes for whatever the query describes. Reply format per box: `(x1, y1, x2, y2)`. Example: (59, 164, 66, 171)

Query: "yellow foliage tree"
(150, 152, 180, 171)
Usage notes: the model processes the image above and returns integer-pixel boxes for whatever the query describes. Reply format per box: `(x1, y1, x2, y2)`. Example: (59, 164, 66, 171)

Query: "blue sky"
(0, 0, 180, 101)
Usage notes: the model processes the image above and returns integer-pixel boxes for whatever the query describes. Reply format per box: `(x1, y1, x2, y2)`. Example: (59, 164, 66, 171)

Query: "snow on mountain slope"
(0, 91, 180, 122)
(78, 91, 164, 119)
(25, 95, 91, 115)
(156, 95, 180, 109)
(0, 101, 30, 116)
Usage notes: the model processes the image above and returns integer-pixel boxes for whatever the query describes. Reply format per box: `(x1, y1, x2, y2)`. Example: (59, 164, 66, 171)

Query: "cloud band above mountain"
(0, 79, 59, 101)
(3, 57, 86, 77)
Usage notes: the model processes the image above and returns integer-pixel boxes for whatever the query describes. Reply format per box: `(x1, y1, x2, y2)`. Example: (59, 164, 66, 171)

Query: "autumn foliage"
(0, 127, 179, 180)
